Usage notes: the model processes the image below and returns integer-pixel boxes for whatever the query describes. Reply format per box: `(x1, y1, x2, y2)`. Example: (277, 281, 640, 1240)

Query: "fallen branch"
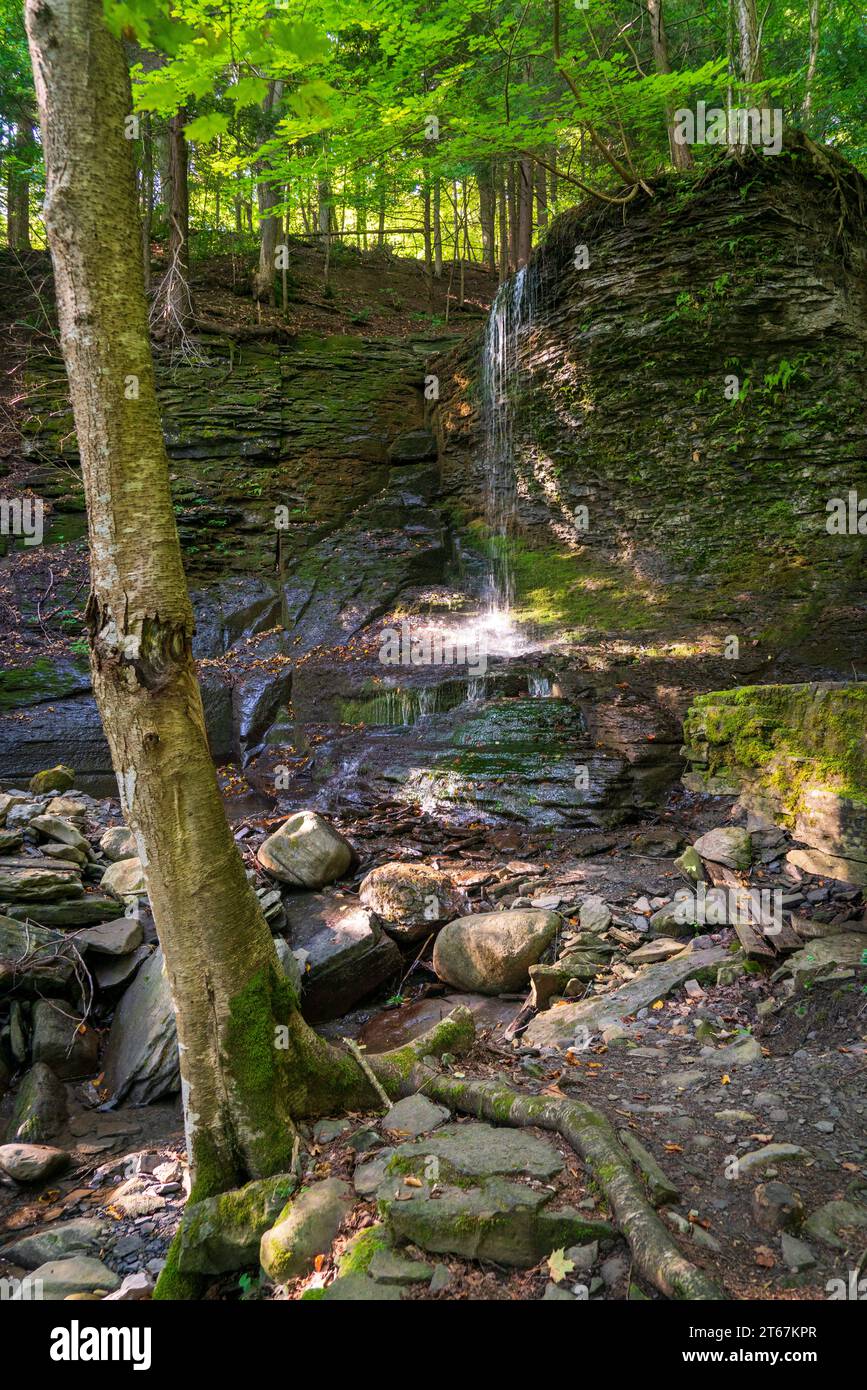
(399, 1065, 724, 1300)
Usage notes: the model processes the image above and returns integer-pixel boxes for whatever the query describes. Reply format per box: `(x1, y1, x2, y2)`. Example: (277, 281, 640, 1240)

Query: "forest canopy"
(2, 0, 865, 271)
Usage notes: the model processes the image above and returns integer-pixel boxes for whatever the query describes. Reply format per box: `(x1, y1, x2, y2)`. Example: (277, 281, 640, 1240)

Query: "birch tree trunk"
(803, 0, 821, 119)
(152, 111, 194, 349)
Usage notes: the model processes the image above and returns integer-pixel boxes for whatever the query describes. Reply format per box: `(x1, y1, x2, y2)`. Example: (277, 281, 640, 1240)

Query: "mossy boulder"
(176, 1173, 298, 1275)
(259, 1177, 353, 1283)
(28, 766, 75, 795)
(432, 908, 560, 994)
(6, 1062, 68, 1142)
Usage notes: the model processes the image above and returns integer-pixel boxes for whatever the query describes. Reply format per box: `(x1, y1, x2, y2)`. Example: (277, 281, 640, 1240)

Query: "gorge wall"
(433, 133, 867, 676)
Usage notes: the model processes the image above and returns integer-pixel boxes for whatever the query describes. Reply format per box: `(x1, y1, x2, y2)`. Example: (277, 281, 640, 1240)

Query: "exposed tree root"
(397, 1061, 724, 1301)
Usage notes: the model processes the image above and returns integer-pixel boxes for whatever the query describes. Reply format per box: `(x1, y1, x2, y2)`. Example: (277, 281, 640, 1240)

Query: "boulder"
(11, 1256, 120, 1300)
(386, 1123, 564, 1182)
(29, 815, 91, 855)
(31, 999, 99, 1080)
(100, 856, 147, 897)
(77, 917, 143, 956)
(257, 811, 356, 890)
(359, 862, 464, 941)
(1, 1217, 104, 1265)
(579, 895, 612, 933)
(100, 949, 179, 1105)
(0, 1142, 69, 1184)
(28, 766, 76, 795)
(260, 1178, 353, 1282)
(177, 1173, 298, 1275)
(99, 827, 137, 862)
(46, 797, 88, 824)
(285, 894, 401, 1022)
(0, 791, 30, 826)
(692, 827, 752, 871)
(779, 933, 867, 984)
(381, 1095, 450, 1140)
(432, 909, 560, 994)
(387, 428, 438, 464)
(382, 1177, 613, 1268)
(6, 1062, 68, 1142)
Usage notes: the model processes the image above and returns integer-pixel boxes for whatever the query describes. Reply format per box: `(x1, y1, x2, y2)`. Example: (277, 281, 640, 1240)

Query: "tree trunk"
(517, 156, 532, 268)
(152, 110, 194, 349)
(507, 162, 518, 271)
(647, 0, 694, 171)
(23, 0, 470, 1238)
(252, 81, 284, 305)
(803, 0, 820, 118)
(534, 160, 547, 233)
(7, 118, 33, 251)
(735, 0, 763, 87)
(477, 162, 495, 270)
(497, 162, 508, 283)
(140, 112, 153, 294)
(432, 176, 443, 277)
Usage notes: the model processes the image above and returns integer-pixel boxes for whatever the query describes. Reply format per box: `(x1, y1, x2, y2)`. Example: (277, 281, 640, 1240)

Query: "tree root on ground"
(395, 1058, 724, 1301)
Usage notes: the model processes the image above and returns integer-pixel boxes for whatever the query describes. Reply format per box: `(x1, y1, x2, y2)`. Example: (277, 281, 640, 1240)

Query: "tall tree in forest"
(252, 79, 285, 305)
(6, 115, 33, 249)
(25, 0, 468, 1299)
(647, 0, 693, 171)
(151, 110, 195, 350)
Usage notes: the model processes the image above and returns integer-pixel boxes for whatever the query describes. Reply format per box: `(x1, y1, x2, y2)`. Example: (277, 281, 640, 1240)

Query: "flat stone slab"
(382, 1178, 614, 1268)
(390, 1121, 564, 1180)
(381, 1095, 450, 1139)
(11, 1256, 120, 1300)
(1, 1217, 106, 1268)
(285, 893, 401, 1022)
(525, 945, 729, 1047)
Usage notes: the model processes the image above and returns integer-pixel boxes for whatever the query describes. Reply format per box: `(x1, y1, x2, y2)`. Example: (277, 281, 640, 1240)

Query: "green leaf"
(183, 112, 231, 143)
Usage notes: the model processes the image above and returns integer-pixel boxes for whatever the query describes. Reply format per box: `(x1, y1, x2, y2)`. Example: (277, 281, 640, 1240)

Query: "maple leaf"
(547, 1248, 576, 1283)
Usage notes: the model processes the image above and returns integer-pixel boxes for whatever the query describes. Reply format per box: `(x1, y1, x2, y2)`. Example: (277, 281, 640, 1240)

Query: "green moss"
(338, 1224, 390, 1275)
(684, 682, 867, 813)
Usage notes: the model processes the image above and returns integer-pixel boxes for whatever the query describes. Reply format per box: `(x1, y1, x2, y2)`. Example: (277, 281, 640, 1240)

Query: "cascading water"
(479, 264, 536, 625)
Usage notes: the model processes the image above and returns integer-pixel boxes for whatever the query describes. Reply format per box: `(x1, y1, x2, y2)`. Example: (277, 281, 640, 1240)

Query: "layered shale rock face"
(682, 680, 867, 886)
(3, 333, 445, 777)
(434, 135, 867, 663)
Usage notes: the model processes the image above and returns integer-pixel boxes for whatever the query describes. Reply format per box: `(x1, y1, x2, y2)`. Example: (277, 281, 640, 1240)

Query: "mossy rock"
(176, 1173, 298, 1275)
(28, 766, 76, 795)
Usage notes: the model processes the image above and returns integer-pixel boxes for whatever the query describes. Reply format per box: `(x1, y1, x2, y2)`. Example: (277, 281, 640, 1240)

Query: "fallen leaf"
(755, 1246, 776, 1268)
(547, 1248, 576, 1283)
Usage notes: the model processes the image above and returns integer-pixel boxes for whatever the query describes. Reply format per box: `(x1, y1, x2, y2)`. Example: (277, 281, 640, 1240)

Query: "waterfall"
(480, 265, 535, 619)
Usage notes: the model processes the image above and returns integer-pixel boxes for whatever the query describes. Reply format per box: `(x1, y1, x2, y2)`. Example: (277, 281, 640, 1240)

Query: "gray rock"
(257, 811, 356, 889)
(387, 428, 438, 464)
(0, 1142, 69, 1184)
(6, 1063, 68, 1142)
(77, 916, 144, 956)
(525, 945, 728, 1047)
(692, 827, 752, 871)
(99, 827, 137, 862)
(29, 814, 91, 855)
(382, 1177, 614, 1268)
(285, 893, 401, 1022)
(579, 895, 612, 933)
(804, 1199, 867, 1249)
(100, 856, 147, 897)
(368, 1248, 433, 1285)
(11, 1256, 120, 1300)
(321, 1273, 402, 1300)
(353, 1148, 395, 1199)
(386, 1122, 564, 1182)
(31, 999, 99, 1080)
(359, 862, 464, 941)
(780, 1233, 816, 1271)
(177, 1173, 298, 1274)
(752, 1181, 804, 1233)
(260, 1177, 353, 1282)
(101, 948, 179, 1105)
(432, 909, 560, 994)
(1, 1217, 105, 1266)
(381, 1095, 450, 1139)
(102, 1271, 155, 1300)
(542, 1281, 576, 1300)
